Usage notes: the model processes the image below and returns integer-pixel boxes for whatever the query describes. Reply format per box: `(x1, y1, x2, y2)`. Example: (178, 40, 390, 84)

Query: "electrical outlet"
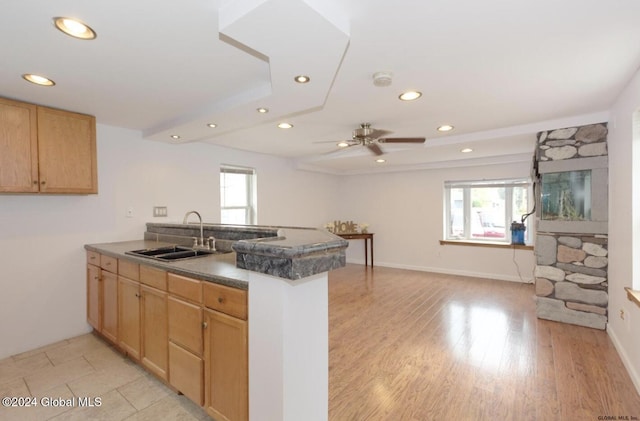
(153, 206, 168, 217)
(126, 207, 134, 218)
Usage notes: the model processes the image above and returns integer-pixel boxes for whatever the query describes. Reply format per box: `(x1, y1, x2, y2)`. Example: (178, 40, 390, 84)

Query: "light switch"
(153, 206, 168, 217)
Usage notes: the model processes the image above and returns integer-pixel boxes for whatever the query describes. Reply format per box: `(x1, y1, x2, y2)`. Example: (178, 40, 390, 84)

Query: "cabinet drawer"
(169, 341, 203, 406)
(100, 255, 117, 272)
(168, 296, 203, 356)
(118, 259, 139, 281)
(203, 283, 247, 320)
(140, 265, 167, 291)
(168, 273, 202, 303)
(87, 251, 100, 266)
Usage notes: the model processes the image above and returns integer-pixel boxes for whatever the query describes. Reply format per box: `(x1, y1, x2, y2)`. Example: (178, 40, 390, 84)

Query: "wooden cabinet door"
(168, 296, 203, 355)
(204, 309, 248, 421)
(101, 270, 118, 343)
(118, 276, 141, 360)
(86, 264, 101, 330)
(0, 97, 38, 192)
(36, 106, 97, 194)
(141, 285, 168, 380)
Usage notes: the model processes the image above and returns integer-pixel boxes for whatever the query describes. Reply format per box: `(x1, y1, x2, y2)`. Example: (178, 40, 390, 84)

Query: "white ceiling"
(2, 0, 639, 174)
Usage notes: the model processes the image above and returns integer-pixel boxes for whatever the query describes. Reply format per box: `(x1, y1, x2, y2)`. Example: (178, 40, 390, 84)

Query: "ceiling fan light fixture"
(337, 141, 350, 148)
(437, 124, 454, 132)
(53, 17, 96, 40)
(278, 122, 293, 129)
(22, 73, 55, 86)
(399, 91, 422, 101)
(372, 71, 393, 87)
(294, 75, 310, 83)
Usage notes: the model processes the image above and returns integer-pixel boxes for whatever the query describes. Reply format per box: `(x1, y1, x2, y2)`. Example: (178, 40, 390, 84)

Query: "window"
(444, 178, 531, 243)
(220, 165, 257, 225)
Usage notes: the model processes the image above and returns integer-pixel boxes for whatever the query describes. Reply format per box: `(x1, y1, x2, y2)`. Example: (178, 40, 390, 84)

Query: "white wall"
(333, 162, 536, 282)
(607, 67, 640, 392)
(0, 124, 339, 359)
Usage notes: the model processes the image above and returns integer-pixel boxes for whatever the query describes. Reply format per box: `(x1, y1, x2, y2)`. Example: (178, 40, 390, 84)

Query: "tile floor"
(0, 333, 211, 421)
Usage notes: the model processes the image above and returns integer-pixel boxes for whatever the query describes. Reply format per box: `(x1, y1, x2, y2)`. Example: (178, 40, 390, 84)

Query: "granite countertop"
(85, 240, 249, 289)
(87, 224, 349, 285)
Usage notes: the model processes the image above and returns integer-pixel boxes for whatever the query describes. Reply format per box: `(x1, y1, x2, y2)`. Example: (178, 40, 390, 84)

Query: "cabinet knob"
(217, 297, 225, 304)
(40, 180, 46, 185)
(202, 322, 208, 329)
(33, 180, 38, 185)
(94, 276, 100, 281)
(135, 293, 140, 298)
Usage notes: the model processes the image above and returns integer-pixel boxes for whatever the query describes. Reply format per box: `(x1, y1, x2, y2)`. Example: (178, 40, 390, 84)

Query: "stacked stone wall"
(535, 233, 607, 329)
(534, 123, 608, 329)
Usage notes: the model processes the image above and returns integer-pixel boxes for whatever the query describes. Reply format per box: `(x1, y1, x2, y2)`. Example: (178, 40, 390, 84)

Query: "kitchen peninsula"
(85, 223, 348, 421)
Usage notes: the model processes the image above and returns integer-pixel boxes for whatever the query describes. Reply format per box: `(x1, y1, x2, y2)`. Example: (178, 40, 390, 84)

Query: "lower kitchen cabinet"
(101, 271, 118, 343)
(86, 252, 118, 343)
(86, 263, 101, 330)
(204, 308, 248, 421)
(118, 276, 141, 360)
(141, 284, 168, 381)
(86, 252, 249, 421)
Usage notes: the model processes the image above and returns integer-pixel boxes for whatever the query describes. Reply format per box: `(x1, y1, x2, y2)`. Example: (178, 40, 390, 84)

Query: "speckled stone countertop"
(85, 240, 250, 289)
(86, 224, 349, 286)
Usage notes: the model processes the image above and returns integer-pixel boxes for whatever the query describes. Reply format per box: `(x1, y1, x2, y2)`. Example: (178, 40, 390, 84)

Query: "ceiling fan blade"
(378, 137, 425, 143)
(367, 143, 384, 156)
(368, 129, 393, 139)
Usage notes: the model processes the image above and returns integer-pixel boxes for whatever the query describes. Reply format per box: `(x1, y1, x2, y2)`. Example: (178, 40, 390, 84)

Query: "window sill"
(439, 240, 533, 251)
(625, 287, 640, 308)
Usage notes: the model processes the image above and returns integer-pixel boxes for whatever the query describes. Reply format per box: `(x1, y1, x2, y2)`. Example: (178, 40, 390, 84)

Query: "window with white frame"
(444, 178, 532, 243)
(220, 165, 257, 225)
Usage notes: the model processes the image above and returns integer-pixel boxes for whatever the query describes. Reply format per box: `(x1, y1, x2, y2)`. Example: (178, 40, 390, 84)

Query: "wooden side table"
(338, 233, 374, 267)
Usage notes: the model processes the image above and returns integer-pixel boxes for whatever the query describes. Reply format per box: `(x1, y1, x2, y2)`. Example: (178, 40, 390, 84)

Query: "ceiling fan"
(329, 123, 426, 156)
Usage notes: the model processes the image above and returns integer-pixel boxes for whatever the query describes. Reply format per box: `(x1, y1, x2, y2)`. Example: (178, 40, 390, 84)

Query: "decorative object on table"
(359, 223, 369, 233)
(325, 220, 364, 234)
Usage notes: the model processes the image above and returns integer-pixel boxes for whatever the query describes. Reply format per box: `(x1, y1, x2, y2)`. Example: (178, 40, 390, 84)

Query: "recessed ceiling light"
(337, 141, 350, 148)
(170, 135, 181, 139)
(22, 74, 55, 86)
(53, 17, 96, 40)
(399, 91, 422, 101)
(375, 158, 386, 163)
(257, 107, 269, 114)
(278, 123, 293, 129)
(437, 125, 454, 132)
(207, 123, 217, 128)
(294, 75, 310, 83)
(461, 148, 473, 153)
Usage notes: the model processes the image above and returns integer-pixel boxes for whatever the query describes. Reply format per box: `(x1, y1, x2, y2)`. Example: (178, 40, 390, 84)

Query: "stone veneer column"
(534, 123, 609, 329)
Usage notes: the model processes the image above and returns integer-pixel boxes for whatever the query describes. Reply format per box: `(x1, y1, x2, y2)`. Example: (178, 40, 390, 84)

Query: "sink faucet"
(183, 210, 205, 248)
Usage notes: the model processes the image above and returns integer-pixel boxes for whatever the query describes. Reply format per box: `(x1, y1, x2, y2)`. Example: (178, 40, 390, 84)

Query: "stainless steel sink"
(125, 245, 228, 261)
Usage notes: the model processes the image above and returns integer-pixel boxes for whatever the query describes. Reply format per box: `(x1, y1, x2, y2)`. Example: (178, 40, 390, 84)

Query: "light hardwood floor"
(329, 264, 640, 420)
(1, 264, 639, 420)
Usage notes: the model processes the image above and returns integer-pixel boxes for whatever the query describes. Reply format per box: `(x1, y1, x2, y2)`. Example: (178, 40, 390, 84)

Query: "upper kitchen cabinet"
(0, 97, 97, 194)
(0, 97, 38, 192)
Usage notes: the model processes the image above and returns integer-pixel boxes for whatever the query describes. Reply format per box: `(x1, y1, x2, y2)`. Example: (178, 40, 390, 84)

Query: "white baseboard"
(608, 325, 640, 396)
(344, 259, 533, 283)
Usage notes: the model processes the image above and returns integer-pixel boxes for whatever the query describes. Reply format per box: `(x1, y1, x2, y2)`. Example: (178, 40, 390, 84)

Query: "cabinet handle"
(217, 296, 225, 304)
(202, 322, 208, 329)
(94, 276, 100, 281)
(135, 293, 140, 298)
(40, 180, 46, 185)
(33, 180, 38, 185)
